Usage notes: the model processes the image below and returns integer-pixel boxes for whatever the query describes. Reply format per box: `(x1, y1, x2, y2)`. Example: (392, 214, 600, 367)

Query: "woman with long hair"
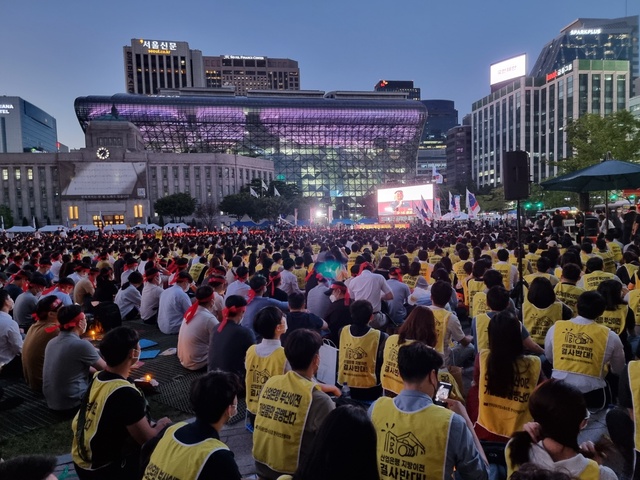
(473, 311, 542, 442)
(507, 380, 616, 480)
(523, 277, 571, 347)
(597, 280, 634, 361)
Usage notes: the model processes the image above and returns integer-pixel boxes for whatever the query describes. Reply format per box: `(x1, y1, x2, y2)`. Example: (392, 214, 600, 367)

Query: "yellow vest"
(72, 375, 141, 469)
(608, 242, 623, 262)
(429, 254, 443, 266)
(436, 368, 464, 403)
(597, 250, 617, 274)
(628, 361, 640, 451)
(524, 272, 557, 286)
(253, 371, 316, 474)
(347, 252, 360, 272)
(467, 279, 485, 316)
(629, 289, 640, 321)
(452, 260, 469, 289)
(553, 320, 609, 378)
(582, 271, 616, 291)
(494, 262, 513, 290)
(523, 301, 563, 346)
(245, 345, 287, 415)
(475, 313, 491, 351)
(595, 305, 628, 335)
(430, 308, 451, 355)
(371, 397, 453, 480)
(338, 328, 381, 388)
(293, 267, 307, 290)
(554, 283, 584, 317)
(189, 262, 206, 282)
(381, 335, 413, 395)
(143, 422, 228, 479)
(402, 274, 419, 290)
(473, 291, 489, 317)
(419, 261, 432, 282)
(477, 351, 540, 438)
(624, 264, 640, 285)
(506, 444, 600, 480)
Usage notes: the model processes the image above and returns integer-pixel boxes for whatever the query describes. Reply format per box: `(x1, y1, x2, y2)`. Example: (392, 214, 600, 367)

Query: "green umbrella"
(540, 159, 640, 192)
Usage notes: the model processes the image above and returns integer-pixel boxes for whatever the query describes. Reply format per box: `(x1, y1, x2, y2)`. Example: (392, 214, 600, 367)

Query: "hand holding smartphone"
(434, 382, 452, 407)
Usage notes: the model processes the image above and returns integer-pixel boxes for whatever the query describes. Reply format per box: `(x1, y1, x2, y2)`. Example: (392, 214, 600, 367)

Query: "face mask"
(281, 318, 288, 333)
(329, 294, 338, 303)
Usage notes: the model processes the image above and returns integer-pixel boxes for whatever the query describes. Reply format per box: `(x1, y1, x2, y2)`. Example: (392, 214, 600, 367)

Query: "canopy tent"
(104, 224, 129, 231)
(6, 226, 35, 233)
(71, 224, 99, 232)
(357, 217, 378, 224)
(163, 222, 190, 231)
(132, 223, 161, 230)
(232, 220, 258, 227)
(540, 159, 640, 193)
(38, 225, 67, 232)
(331, 218, 355, 225)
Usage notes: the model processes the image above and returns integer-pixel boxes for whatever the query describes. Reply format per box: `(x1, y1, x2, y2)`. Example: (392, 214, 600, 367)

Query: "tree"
(219, 193, 260, 218)
(153, 193, 197, 222)
(258, 196, 291, 222)
(194, 198, 219, 230)
(476, 186, 509, 212)
(562, 110, 640, 173)
(0, 205, 14, 229)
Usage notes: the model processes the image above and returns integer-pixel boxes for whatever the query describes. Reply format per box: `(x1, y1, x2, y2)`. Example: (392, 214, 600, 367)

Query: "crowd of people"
(2, 215, 640, 479)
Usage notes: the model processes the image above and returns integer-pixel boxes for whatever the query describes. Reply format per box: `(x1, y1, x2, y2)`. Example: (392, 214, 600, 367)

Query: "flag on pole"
(412, 202, 426, 221)
(449, 192, 455, 212)
(250, 187, 259, 198)
(434, 198, 442, 220)
(421, 196, 432, 219)
(261, 180, 268, 191)
(32, 216, 36, 229)
(454, 195, 461, 215)
(432, 166, 443, 184)
(294, 208, 298, 226)
(273, 186, 281, 197)
(466, 189, 481, 217)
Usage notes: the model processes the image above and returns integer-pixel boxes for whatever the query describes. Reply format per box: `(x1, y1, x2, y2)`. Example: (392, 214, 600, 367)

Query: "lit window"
(68, 205, 79, 220)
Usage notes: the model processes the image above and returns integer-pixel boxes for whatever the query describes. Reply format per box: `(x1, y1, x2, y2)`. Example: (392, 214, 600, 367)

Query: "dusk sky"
(1, 1, 637, 150)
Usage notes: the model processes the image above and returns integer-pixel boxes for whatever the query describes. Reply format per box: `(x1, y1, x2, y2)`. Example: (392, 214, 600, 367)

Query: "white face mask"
(281, 317, 288, 333)
(329, 294, 338, 303)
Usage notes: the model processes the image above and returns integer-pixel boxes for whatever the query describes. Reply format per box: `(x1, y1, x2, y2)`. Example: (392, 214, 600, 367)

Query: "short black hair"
(127, 271, 143, 285)
(431, 281, 452, 307)
(577, 291, 606, 319)
(486, 286, 510, 312)
(284, 329, 322, 370)
(191, 371, 240, 424)
(254, 306, 285, 339)
(585, 257, 603, 273)
(0, 454, 57, 480)
(283, 258, 295, 270)
(398, 341, 443, 383)
(99, 326, 139, 367)
(561, 263, 582, 282)
(483, 269, 503, 288)
(225, 295, 248, 310)
(57, 304, 83, 330)
(250, 274, 267, 291)
(349, 299, 373, 326)
(288, 292, 305, 310)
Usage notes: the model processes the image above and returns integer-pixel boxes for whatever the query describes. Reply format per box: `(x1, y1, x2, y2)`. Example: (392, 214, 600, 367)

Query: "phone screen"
(434, 382, 452, 406)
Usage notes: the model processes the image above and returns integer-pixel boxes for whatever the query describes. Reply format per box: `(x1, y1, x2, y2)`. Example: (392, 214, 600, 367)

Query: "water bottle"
(341, 382, 351, 398)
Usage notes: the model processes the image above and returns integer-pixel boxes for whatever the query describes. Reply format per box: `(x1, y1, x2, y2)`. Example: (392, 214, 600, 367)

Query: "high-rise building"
(417, 100, 458, 182)
(0, 96, 59, 153)
(123, 39, 300, 95)
(374, 80, 421, 100)
(446, 116, 472, 189)
(471, 16, 638, 189)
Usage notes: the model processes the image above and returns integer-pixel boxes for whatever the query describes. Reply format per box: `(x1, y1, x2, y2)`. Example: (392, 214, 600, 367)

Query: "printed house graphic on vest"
(384, 429, 426, 458)
(563, 331, 593, 345)
(345, 346, 368, 360)
(253, 369, 270, 386)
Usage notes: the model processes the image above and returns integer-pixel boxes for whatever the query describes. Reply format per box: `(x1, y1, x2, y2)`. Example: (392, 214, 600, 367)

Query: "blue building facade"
(0, 96, 58, 153)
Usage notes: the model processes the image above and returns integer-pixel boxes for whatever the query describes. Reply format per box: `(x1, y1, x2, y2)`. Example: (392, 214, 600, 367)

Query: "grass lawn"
(0, 398, 191, 459)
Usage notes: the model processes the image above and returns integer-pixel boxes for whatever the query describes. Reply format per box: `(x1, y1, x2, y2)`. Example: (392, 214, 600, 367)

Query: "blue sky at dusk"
(1, 0, 637, 149)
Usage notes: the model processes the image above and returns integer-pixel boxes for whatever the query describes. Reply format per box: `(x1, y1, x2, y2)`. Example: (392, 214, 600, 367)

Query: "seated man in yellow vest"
(524, 257, 559, 287)
(72, 327, 172, 479)
(141, 371, 243, 479)
(545, 291, 625, 409)
(253, 329, 335, 479)
(494, 248, 518, 291)
(368, 342, 489, 480)
(553, 263, 584, 317)
(577, 257, 623, 291)
(338, 299, 388, 402)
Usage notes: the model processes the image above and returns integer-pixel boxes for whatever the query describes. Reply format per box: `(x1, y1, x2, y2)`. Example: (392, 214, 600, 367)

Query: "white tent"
(38, 225, 67, 233)
(163, 222, 189, 231)
(104, 224, 129, 231)
(71, 224, 99, 232)
(6, 226, 35, 233)
(133, 223, 161, 230)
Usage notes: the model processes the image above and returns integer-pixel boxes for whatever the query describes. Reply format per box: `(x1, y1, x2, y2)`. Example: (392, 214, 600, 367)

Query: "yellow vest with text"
(494, 262, 513, 290)
(245, 345, 287, 414)
(402, 274, 419, 290)
(582, 271, 616, 291)
(381, 335, 412, 394)
(552, 320, 609, 379)
(595, 304, 628, 335)
(338, 327, 380, 388)
(72, 375, 142, 469)
(452, 260, 469, 289)
(596, 250, 616, 274)
(293, 267, 307, 290)
(253, 371, 316, 474)
(475, 313, 491, 351)
(430, 308, 451, 355)
(477, 350, 540, 438)
(467, 278, 485, 316)
(371, 397, 453, 480)
(473, 291, 489, 317)
(189, 262, 206, 282)
(624, 264, 640, 286)
(628, 289, 640, 321)
(523, 300, 563, 346)
(627, 361, 640, 451)
(609, 242, 623, 262)
(142, 422, 228, 480)
(554, 283, 584, 317)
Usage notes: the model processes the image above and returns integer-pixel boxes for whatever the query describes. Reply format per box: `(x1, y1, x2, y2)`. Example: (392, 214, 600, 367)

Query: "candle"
(90, 330, 96, 340)
(145, 374, 152, 382)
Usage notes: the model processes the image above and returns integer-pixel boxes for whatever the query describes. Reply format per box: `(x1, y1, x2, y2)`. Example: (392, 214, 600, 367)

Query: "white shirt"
(114, 285, 142, 318)
(545, 315, 625, 392)
(178, 306, 218, 370)
(225, 279, 250, 300)
(347, 269, 392, 313)
(280, 270, 302, 296)
(140, 282, 164, 321)
(0, 310, 22, 366)
(157, 285, 192, 335)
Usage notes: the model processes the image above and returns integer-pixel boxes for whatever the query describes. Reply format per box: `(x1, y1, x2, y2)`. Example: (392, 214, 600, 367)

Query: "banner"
(434, 198, 442, 220)
(449, 192, 455, 213)
(466, 189, 481, 218)
(454, 195, 461, 215)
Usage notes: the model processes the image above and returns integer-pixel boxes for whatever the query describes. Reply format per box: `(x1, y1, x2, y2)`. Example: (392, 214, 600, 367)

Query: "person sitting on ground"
(323, 281, 352, 345)
(577, 257, 622, 291)
(0, 289, 22, 379)
(74, 267, 99, 311)
(0, 454, 58, 480)
(208, 295, 254, 381)
(114, 271, 143, 321)
(507, 379, 616, 480)
(72, 326, 171, 480)
(21, 296, 62, 392)
(523, 277, 572, 348)
(253, 329, 335, 479)
(282, 292, 327, 342)
(41, 276, 74, 306)
(178, 285, 219, 371)
(553, 263, 584, 317)
(157, 271, 193, 334)
(239, 275, 289, 333)
(12, 273, 48, 331)
(141, 371, 242, 479)
(245, 306, 288, 430)
(42, 305, 106, 415)
(139, 267, 163, 325)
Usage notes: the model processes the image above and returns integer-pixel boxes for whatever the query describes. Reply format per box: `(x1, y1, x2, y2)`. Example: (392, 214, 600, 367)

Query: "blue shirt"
(368, 390, 488, 480)
(241, 296, 288, 333)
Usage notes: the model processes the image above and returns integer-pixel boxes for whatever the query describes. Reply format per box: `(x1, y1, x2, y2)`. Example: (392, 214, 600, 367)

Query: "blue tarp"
(357, 217, 377, 224)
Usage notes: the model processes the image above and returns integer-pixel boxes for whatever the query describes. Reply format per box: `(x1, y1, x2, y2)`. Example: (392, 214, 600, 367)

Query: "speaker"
(503, 151, 530, 201)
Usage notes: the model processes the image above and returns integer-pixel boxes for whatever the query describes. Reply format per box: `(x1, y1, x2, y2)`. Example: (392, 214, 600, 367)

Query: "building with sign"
(374, 80, 421, 100)
(471, 15, 637, 189)
(123, 39, 300, 95)
(0, 119, 274, 227)
(74, 91, 426, 217)
(446, 117, 472, 190)
(0, 96, 61, 153)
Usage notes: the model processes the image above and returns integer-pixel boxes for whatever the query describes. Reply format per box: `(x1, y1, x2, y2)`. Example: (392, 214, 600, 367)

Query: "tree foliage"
(0, 205, 14, 229)
(154, 193, 197, 222)
(476, 186, 509, 212)
(219, 193, 258, 218)
(562, 110, 640, 173)
(194, 198, 219, 230)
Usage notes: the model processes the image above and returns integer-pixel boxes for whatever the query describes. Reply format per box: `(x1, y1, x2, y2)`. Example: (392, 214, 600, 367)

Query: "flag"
(412, 201, 426, 221)
(421, 196, 432, 219)
(466, 189, 481, 217)
(32, 216, 36, 229)
(273, 186, 281, 197)
(434, 198, 442, 220)
(250, 187, 259, 198)
(449, 192, 455, 212)
(261, 180, 268, 191)
(99, 210, 105, 226)
(294, 208, 298, 226)
(432, 166, 443, 184)
(1, 216, 4, 230)
(454, 195, 461, 215)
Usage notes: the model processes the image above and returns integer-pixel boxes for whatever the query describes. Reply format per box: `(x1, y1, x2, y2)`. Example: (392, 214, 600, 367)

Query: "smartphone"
(434, 382, 452, 407)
